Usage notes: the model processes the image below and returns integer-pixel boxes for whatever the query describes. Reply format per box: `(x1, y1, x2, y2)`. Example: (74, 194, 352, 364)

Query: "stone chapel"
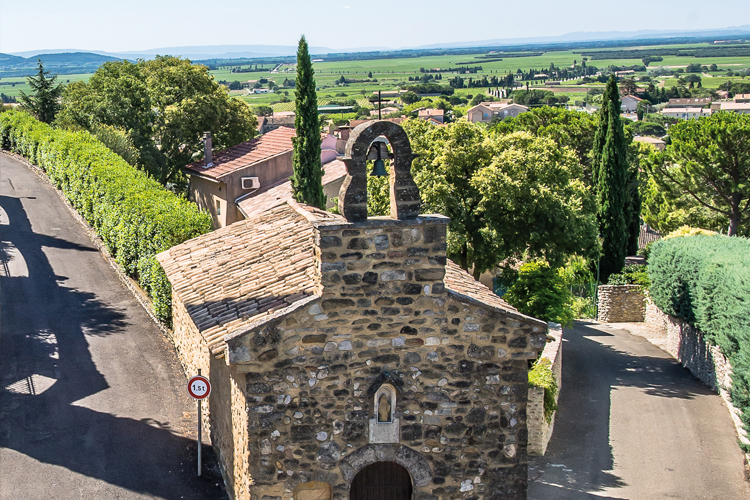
(156, 120, 548, 500)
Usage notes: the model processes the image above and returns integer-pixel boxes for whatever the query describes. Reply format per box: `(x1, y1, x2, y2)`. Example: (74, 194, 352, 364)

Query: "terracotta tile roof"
(184, 127, 296, 179)
(157, 205, 542, 356)
(236, 159, 348, 219)
(156, 204, 320, 354)
(444, 260, 547, 327)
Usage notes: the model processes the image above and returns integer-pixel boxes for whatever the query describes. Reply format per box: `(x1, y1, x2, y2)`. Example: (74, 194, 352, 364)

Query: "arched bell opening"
(338, 120, 420, 222)
(350, 461, 413, 500)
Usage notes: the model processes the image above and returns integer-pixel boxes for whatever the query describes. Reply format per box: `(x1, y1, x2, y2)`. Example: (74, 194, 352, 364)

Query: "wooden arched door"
(350, 461, 412, 500)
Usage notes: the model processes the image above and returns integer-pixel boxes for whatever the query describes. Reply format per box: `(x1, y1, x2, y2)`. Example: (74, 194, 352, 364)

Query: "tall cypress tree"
(594, 75, 630, 281)
(291, 35, 325, 209)
(19, 59, 63, 124)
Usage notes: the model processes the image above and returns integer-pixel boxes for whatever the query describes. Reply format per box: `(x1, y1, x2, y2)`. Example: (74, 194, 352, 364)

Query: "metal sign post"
(188, 370, 211, 477)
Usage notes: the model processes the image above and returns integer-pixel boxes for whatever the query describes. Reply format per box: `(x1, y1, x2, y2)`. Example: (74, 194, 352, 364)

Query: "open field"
(3, 42, 750, 108)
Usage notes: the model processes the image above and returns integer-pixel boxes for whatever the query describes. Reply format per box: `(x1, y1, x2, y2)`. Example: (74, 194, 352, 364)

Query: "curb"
(1, 150, 175, 344)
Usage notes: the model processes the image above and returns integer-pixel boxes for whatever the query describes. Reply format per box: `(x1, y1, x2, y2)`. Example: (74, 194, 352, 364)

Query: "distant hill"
(0, 52, 125, 77)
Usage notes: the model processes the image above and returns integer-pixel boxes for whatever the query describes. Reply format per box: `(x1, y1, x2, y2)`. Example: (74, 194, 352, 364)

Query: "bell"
(371, 158, 388, 177)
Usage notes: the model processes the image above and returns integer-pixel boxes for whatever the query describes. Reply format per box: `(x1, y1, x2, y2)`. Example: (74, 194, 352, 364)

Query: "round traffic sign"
(188, 375, 211, 400)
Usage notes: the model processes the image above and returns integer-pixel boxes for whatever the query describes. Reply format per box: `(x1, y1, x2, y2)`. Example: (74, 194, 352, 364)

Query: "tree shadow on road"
(0, 194, 227, 499)
(528, 321, 716, 500)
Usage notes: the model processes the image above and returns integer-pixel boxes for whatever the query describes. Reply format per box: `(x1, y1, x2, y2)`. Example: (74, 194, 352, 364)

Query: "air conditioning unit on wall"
(241, 177, 260, 190)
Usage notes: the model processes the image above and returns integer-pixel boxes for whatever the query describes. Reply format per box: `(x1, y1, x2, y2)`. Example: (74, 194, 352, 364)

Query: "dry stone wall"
(644, 300, 750, 451)
(527, 324, 563, 456)
(225, 217, 546, 500)
(597, 285, 645, 323)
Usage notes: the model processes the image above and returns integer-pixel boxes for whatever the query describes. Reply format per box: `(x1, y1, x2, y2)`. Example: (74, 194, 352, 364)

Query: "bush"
(504, 261, 574, 326)
(649, 234, 750, 447)
(664, 225, 717, 239)
(528, 358, 558, 423)
(0, 111, 212, 325)
(607, 263, 651, 290)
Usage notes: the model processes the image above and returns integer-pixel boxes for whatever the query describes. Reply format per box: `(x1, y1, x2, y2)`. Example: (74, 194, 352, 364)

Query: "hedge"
(0, 111, 212, 325)
(649, 234, 750, 445)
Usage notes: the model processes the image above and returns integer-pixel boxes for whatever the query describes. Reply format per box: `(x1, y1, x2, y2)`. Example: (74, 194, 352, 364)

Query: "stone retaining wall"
(645, 300, 750, 453)
(597, 285, 645, 323)
(527, 323, 563, 456)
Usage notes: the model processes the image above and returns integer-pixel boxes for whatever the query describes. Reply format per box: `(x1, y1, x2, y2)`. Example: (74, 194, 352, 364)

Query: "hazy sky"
(2, 0, 750, 54)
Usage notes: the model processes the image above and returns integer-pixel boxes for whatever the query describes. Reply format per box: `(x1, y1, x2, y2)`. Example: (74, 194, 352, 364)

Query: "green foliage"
(490, 106, 598, 186)
(19, 59, 63, 124)
(644, 112, 750, 236)
(528, 358, 558, 423)
(252, 105, 274, 117)
(607, 263, 651, 290)
(399, 119, 599, 278)
(474, 132, 600, 268)
(504, 261, 574, 326)
(594, 75, 634, 281)
(400, 91, 419, 104)
(628, 121, 666, 138)
(0, 111, 212, 325)
(89, 123, 140, 166)
(648, 235, 750, 439)
(56, 56, 257, 185)
(291, 36, 326, 209)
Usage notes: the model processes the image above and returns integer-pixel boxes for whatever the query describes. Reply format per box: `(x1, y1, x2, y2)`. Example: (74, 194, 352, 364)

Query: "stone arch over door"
(338, 120, 421, 222)
(350, 461, 412, 500)
(339, 444, 431, 488)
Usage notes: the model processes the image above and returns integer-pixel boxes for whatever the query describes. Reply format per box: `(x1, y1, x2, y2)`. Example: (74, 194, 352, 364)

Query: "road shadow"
(528, 321, 715, 500)
(0, 194, 227, 499)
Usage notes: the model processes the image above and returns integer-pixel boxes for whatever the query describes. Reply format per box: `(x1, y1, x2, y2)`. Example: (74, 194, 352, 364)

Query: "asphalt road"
(528, 321, 750, 500)
(0, 154, 227, 499)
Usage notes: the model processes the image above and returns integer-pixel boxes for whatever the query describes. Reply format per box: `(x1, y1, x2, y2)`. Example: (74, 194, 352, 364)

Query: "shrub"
(649, 234, 750, 447)
(607, 263, 651, 290)
(664, 225, 717, 239)
(528, 358, 558, 423)
(0, 110, 212, 325)
(504, 261, 574, 326)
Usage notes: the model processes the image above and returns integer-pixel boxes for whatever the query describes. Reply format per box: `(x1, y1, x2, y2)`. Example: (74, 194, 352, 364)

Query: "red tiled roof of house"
(184, 127, 296, 179)
(236, 159, 348, 220)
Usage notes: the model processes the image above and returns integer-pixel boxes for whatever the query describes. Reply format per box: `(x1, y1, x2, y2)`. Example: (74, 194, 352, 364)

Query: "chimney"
(203, 131, 213, 168)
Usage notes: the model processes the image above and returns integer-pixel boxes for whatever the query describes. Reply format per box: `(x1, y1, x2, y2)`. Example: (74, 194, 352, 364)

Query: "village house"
(417, 108, 445, 124)
(710, 102, 750, 114)
(157, 120, 547, 500)
(661, 107, 713, 120)
(665, 97, 712, 108)
(466, 103, 529, 124)
(633, 136, 666, 151)
(620, 95, 642, 113)
(184, 128, 345, 228)
(258, 112, 296, 135)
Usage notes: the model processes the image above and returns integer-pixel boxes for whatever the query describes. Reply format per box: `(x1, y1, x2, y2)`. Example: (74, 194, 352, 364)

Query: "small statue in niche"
(378, 393, 392, 423)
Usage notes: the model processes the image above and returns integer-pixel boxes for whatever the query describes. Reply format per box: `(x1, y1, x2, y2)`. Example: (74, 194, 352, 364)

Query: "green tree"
(644, 112, 750, 236)
(252, 105, 274, 117)
(398, 120, 598, 279)
(56, 57, 256, 185)
(620, 77, 638, 96)
(400, 91, 419, 104)
(491, 106, 598, 186)
(473, 132, 599, 268)
(19, 59, 64, 124)
(594, 75, 632, 281)
(290, 35, 325, 209)
(503, 261, 574, 326)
